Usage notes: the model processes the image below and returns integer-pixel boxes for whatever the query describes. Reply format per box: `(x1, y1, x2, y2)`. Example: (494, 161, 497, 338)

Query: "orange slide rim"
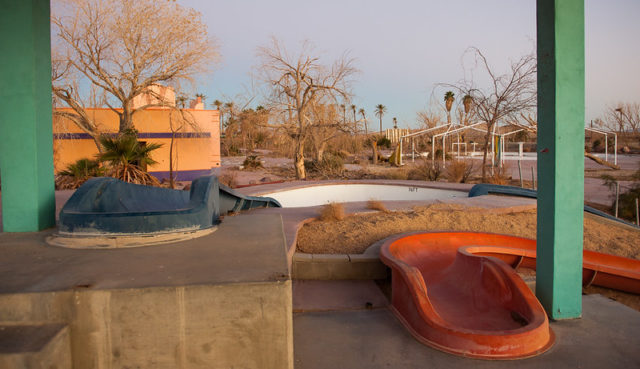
(379, 231, 640, 360)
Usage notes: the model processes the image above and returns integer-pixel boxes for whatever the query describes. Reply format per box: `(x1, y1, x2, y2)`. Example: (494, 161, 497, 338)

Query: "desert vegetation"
(49, 1, 640, 218)
(51, 0, 218, 188)
(55, 134, 163, 189)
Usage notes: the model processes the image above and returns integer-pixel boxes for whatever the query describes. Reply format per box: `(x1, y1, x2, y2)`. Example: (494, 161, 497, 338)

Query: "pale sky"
(179, 0, 640, 130)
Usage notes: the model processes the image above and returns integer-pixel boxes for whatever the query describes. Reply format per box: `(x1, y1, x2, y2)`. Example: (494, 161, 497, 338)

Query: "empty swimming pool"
(259, 184, 466, 207)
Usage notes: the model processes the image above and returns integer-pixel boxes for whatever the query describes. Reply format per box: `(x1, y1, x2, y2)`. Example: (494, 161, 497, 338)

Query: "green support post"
(536, 0, 585, 319)
(0, 0, 56, 232)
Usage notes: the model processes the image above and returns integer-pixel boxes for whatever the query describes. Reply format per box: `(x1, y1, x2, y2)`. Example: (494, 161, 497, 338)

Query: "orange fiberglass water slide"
(379, 232, 640, 359)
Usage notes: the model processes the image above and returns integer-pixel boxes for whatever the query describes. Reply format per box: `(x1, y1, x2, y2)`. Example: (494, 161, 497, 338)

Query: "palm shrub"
(98, 134, 162, 186)
(376, 136, 392, 148)
(242, 155, 263, 169)
(55, 158, 104, 189)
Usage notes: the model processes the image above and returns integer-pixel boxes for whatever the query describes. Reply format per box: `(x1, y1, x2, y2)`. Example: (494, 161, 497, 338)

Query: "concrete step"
(0, 324, 71, 369)
(293, 280, 389, 312)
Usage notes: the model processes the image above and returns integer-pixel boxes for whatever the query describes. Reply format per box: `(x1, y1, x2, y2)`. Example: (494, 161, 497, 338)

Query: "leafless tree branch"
(257, 37, 358, 179)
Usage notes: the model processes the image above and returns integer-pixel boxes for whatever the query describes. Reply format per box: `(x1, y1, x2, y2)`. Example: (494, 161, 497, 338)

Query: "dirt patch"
(584, 168, 638, 181)
(297, 203, 640, 258)
(582, 285, 640, 311)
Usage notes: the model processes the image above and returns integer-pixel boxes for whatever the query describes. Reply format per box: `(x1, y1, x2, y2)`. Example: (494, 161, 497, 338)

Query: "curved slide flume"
(468, 184, 639, 228)
(379, 232, 640, 359)
(219, 183, 281, 214)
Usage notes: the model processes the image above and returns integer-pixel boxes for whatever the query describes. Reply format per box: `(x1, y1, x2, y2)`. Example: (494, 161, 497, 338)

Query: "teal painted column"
(536, 0, 585, 319)
(0, 0, 56, 232)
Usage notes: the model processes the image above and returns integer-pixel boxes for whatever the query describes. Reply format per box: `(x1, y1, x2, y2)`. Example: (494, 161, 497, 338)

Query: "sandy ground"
(297, 203, 640, 311)
(297, 203, 640, 258)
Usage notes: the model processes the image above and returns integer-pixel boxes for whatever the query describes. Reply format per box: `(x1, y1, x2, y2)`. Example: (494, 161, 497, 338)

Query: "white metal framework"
(397, 122, 617, 168)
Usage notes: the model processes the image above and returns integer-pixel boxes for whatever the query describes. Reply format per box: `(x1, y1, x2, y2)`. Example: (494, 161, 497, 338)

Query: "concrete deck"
(293, 280, 389, 312)
(294, 290, 640, 369)
(0, 214, 294, 368)
(0, 214, 288, 293)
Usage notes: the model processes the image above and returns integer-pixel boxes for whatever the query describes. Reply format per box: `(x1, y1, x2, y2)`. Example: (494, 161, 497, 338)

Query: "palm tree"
(213, 99, 223, 132)
(359, 108, 367, 134)
(374, 104, 387, 133)
(444, 91, 455, 124)
(98, 135, 162, 185)
(175, 95, 188, 109)
(463, 94, 473, 125)
(193, 93, 206, 109)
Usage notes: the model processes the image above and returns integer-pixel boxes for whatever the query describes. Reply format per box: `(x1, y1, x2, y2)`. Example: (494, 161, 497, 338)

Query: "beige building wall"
(53, 107, 221, 181)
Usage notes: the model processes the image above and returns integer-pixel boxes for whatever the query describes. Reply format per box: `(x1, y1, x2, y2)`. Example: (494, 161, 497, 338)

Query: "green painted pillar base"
(536, 0, 585, 319)
(0, 0, 56, 232)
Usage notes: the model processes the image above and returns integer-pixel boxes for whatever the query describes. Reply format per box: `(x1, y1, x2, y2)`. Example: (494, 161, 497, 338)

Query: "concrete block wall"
(0, 324, 71, 369)
(0, 282, 293, 369)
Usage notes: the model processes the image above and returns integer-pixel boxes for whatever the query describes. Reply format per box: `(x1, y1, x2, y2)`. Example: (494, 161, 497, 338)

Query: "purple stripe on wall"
(139, 132, 211, 139)
(53, 132, 211, 140)
(149, 169, 214, 182)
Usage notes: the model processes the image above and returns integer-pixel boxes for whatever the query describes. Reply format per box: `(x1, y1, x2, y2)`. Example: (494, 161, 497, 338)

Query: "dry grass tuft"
(367, 200, 388, 212)
(445, 160, 476, 183)
(380, 168, 409, 180)
(487, 164, 511, 185)
(407, 159, 443, 181)
(218, 170, 239, 188)
(319, 202, 346, 222)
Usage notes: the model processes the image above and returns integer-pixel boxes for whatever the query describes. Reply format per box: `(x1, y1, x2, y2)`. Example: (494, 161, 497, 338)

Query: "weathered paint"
(0, 0, 56, 231)
(536, 0, 585, 319)
(58, 175, 220, 234)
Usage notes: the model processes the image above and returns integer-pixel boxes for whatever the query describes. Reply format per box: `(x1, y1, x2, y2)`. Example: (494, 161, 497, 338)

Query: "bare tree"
(52, 0, 218, 134)
(603, 103, 640, 135)
(226, 107, 271, 153)
(258, 38, 357, 179)
(446, 47, 537, 180)
(52, 53, 104, 151)
(306, 103, 353, 161)
(167, 106, 201, 189)
(416, 110, 443, 129)
(223, 101, 239, 132)
(212, 99, 223, 133)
